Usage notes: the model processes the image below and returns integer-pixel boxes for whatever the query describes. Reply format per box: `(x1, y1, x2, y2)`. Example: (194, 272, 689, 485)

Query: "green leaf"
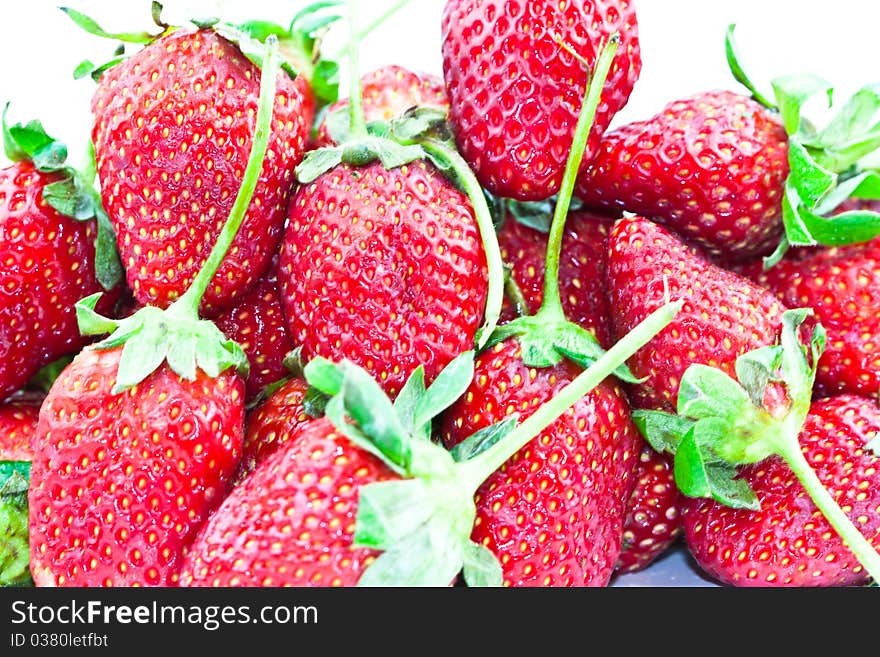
(762, 234, 790, 270)
(814, 171, 880, 215)
(389, 107, 449, 143)
(113, 314, 169, 392)
(72, 56, 127, 81)
(358, 139, 424, 171)
(92, 205, 124, 291)
(75, 293, 120, 336)
(0, 462, 32, 587)
(60, 6, 158, 44)
(393, 365, 426, 435)
(462, 541, 503, 587)
(724, 24, 775, 110)
(311, 59, 340, 105)
(450, 415, 519, 463)
(778, 308, 824, 406)
(735, 345, 784, 407)
(302, 386, 329, 418)
(302, 357, 345, 396)
(236, 20, 289, 41)
(788, 141, 837, 208)
(353, 479, 434, 550)
(324, 394, 407, 475)
(673, 427, 760, 511)
(324, 106, 351, 144)
(808, 84, 880, 171)
(295, 146, 344, 183)
(356, 524, 463, 587)
(506, 198, 555, 233)
(798, 206, 880, 247)
(781, 183, 818, 247)
(631, 410, 694, 455)
(771, 73, 833, 137)
(42, 178, 94, 220)
(290, 0, 344, 32)
(412, 351, 474, 435)
(2, 109, 67, 170)
(676, 364, 752, 421)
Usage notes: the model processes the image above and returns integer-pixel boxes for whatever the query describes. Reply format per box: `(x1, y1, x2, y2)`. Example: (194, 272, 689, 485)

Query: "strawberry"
(27, 40, 284, 586)
(607, 215, 788, 411)
(577, 90, 789, 261)
(232, 376, 312, 485)
(682, 394, 880, 586)
(0, 116, 121, 401)
(498, 209, 615, 348)
(90, 26, 310, 316)
(441, 0, 641, 201)
(277, 5, 505, 399)
(440, 341, 643, 586)
(181, 294, 677, 588)
(741, 237, 880, 398)
(616, 447, 681, 574)
(315, 65, 448, 147)
(0, 393, 41, 462)
(215, 265, 295, 402)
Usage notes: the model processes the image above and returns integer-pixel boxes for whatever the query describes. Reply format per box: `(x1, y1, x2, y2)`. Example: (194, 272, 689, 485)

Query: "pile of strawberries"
(1, 0, 879, 588)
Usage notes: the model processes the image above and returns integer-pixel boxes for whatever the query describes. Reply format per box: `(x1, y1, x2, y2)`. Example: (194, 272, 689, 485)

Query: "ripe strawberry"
(91, 27, 310, 316)
(577, 91, 789, 261)
(441, 0, 641, 201)
(0, 393, 41, 461)
(215, 265, 295, 402)
(279, 159, 489, 398)
(616, 447, 681, 574)
(440, 340, 643, 586)
(0, 118, 120, 401)
(498, 210, 615, 347)
(315, 65, 448, 147)
(232, 376, 312, 485)
(28, 347, 244, 586)
(682, 394, 880, 586)
(27, 39, 284, 587)
(607, 215, 788, 411)
(741, 237, 880, 398)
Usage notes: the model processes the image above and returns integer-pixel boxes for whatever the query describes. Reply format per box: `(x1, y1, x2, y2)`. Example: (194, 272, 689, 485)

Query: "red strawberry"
(181, 417, 392, 587)
(279, 160, 489, 398)
(0, 393, 41, 461)
(440, 341, 643, 586)
(27, 38, 284, 587)
(315, 65, 448, 147)
(215, 265, 295, 401)
(91, 27, 309, 316)
(0, 145, 119, 401)
(607, 215, 788, 411)
(616, 447, 681, 574)
(682, 394, 880, 587)
(498, 210, 615, 347)
(441, 0, 641, 201)
(232, 376, 312, 485)
(741, 237, 880, 398)
(28, 347, 244, 586)
(578, 91, 789, 260)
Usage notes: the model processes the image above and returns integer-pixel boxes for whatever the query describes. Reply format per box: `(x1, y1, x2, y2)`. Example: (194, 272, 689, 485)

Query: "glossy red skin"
(683, 395, 880, 587)
(0, 394, 42, 461)
(740, 238, 880, 398)
(215, 268, 295, 402)
(91, 28, 309, 317)
(233, 377, 312, 485)
(180, 418, 395, 587)
(616, 448, 681, 574)
(28, 347, 245, 586)
(498, 211, 615, 347)
(440, 339, 642, 587)
(279, 160, 488, 398)
(578, 91, 789, 260)
(442, 0, 641, 201)
(0, 162, 119, 401)
(315, 65, 448, 147)
(607, 216, 788, 411)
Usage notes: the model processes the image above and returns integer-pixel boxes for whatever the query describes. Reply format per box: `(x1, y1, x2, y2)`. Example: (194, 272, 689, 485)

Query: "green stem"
(420, 139, 504, 350)
(171, 35, 281, 318)
(458, 300, 683, 491)
(504, 264, 530, 318)
(335, 0, 415, 58)
(538, 34, 619, 321)
(778, 436, 880, 583)
(346, 0, 368, 140)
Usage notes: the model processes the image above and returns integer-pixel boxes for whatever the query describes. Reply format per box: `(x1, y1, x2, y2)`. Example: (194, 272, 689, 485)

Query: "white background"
(1, 0, 877, 586)
(1, 0, 878, 163)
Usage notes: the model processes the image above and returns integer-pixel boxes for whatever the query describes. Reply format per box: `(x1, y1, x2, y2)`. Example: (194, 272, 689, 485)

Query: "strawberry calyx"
(1, 106, 122, 291)
(0, 461, 32, 586)
(305, 300, 681, 586)
(73, 36, 282, 394)
(482, 34, 631, 378)
(635, 308, 880, 583)
(727, 25, 880, 267)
